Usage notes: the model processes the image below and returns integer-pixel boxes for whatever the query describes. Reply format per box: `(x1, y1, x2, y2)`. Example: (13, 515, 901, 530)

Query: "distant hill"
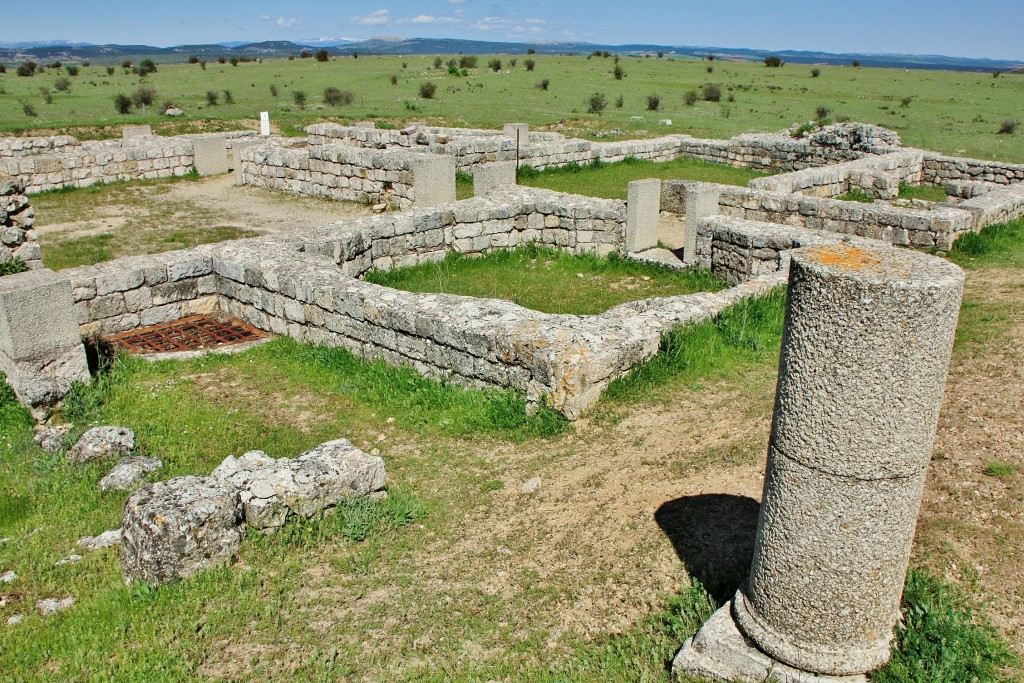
(0, 37, 1020, 72)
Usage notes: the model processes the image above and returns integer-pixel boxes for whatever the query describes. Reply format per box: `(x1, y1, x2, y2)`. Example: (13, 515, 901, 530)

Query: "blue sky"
(4, 1, 1022, 60)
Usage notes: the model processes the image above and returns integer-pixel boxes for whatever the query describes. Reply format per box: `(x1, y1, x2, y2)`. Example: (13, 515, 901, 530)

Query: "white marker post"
(260, 112, 270, 137)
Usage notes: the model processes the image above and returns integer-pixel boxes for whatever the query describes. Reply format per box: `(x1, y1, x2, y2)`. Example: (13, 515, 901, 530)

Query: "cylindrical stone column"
(733, 243, 964, 676)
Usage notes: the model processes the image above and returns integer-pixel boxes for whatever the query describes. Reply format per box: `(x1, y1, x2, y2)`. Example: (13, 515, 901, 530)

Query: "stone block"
(411, 155, 456, 208)
(625, 179, 661, 253)
(683, 183, 723, 264)
(232, 139, 263, 184)
(503, 123, 529, 141)
(0, 268, 81, 362)
(473, 161, 517, 197)
(122, 125, 152, 139)
(191, 137, 229, 176)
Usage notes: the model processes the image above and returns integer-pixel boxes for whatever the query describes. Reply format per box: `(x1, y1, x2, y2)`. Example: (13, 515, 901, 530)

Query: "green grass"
(363, 244, 725, 315)
(1, 56, 1022, 161)
(947, 218, 1024, 270)
(838, 187, 876, 203)
(899, 182, 948, 202)
(0, 257, 29, 277)
(604, 286, 788, 402)
(983, 462, 1016, 478)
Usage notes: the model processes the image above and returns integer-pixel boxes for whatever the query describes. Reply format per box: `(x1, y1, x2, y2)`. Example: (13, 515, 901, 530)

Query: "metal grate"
(104, 315, 268, 355)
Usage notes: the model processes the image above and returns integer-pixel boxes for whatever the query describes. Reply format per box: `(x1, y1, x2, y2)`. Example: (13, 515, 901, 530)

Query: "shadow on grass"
(655, 493, 760, 604)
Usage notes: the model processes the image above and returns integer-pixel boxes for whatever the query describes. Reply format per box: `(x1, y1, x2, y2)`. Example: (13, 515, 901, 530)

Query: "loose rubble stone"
(36, 597, 75, 615)
(164, 107, 184, 116)
(0, 570, 16, 583)
(7, 614, 23, 625)
(54, 554, 82, 566)
(78, 529, 122, 551)
(33, 424, 74, 453)
(99, 456, 163, 492)
(67, 426, 134, 465)
(211, 439, 387, 532)
(121, 476, 244, 585)
(521, 477, 541, 494)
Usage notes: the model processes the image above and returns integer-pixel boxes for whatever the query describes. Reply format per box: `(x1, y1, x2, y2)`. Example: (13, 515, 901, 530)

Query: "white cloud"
(448, 0, 466, 4)
(259, 14, 271, 21)
(353, 9, 391, 26)
(275, 16, 301, 28)
(407, 14, 462, 24)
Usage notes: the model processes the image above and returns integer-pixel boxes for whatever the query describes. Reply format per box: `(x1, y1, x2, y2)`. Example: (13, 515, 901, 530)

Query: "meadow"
(1, 53, 1022, 161)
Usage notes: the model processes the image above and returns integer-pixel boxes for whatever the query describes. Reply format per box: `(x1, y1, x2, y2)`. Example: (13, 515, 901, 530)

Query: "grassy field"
(1, 55, 1022, 161)
(364, 245, 724, 315)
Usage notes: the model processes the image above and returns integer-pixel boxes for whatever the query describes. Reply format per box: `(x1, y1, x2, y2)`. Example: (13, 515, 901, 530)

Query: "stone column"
(675, 243, 963, 682)
(682, 182, 722, 265)
(412, 155, 456, 207)
(192, 137, 229, 176)
(473, 161, 517, 197)
(625, 179, 661, 253)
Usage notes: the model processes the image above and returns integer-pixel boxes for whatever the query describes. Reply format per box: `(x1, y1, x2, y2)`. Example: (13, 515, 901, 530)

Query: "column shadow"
(654, 494, 761, 603)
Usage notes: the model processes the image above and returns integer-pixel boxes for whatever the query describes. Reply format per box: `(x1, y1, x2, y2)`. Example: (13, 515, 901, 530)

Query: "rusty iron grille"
(104, 315, 268, 355)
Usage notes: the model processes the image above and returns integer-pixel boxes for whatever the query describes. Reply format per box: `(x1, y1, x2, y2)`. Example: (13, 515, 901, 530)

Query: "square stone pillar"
(473, 161, 517, 197)
(412, 155, 456, 207)
(192, 137, 229, 176)
(503, 123, 529, 140)
(0, 268, 90, 419)
(683, 183, 722, 264)
(625, 179, 661, 253)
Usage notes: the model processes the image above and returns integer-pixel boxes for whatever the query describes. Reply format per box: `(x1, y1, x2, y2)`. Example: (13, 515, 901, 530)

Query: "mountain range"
(0, 38, 1020, 72)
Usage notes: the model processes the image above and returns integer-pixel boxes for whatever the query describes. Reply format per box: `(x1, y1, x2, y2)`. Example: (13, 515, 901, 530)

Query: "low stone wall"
(0, 135, 80, 158)
(923, 153, 1024, 186)
(664, 180, 974, 251)
(1, 175, 41, 269)
(747, 151, 925, 200)
(954, 185, 1024, 230)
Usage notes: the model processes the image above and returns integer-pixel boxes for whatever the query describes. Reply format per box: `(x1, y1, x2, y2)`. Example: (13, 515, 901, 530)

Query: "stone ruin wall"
(1, 175, 41, 269)
(0, 131, 259, 194)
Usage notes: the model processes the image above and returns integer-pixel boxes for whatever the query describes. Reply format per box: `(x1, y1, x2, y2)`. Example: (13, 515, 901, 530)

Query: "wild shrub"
(524, 58, 535, 71)
(536, 78, 550, 91)
(300, 51, 311, 59)
(205, 90, 219, 106)
(113, 93, 132, 114)
(615, 94, 624, 108)
(137, 59, 157, 76)
(992, 70, 1001, 78)
(614, 64, 625, 80)
(106, 66, 115, 76)
(65, 65, 79, 76)
(811, 68, 821, 78)
(16, 62, 36, 77)
(701, 83, 722, 102)
(646, 93, 661, 111)
(900, 97, 912, 108)
(292, 90, 307, 108)
(324, 87, 354, 106)
(488, 58, 503, 72)
(509, 59, 517, 67)
(188, 55, 199, 64)
(121, 60, 132, 69)
(706, 65, 714, 74)
(684, 90, 699, 106)
(0, 64, 5, 74)
(222, 90, 234, 104)
(419, 82, 437, 99)
(389, 74, 398, 86)
(458, 55, 477, 69)
(22, 102, 38, 117)
(315, 49, 330, 62)
(0, 257, 28, 277)
(587, 92, 608, 115)
(815, 105, 831, 120)
(217, 56, 227, 64)
(39, 87, 53, 104)
(269, 84, 279, 97)
(433, 57, 443, 69)
(131, 85, 156, 108)
(997, 119, 1019, 135)
(54, 77, 72, 92)
(764, 56, 783, 67)
(852, 59, 861, 67)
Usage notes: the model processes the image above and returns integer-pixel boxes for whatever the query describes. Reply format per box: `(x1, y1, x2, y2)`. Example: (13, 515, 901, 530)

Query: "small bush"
(324, 87, 354, 106)
(131, 85, 156, 108)
(39, 87, 53, 104)
(315, 49, 330, 62)
(852, 60, 861, 67)
(0, 64, 5, 74)
(106, 66, 115, 76)
(997, 119, 1019, 135)
(993, 70, 1001, 78)
(811, 68, 821, 78)
(188, 55, 199, 64)
(218, 56, 227, 64)
(22, 102, 37, 117)
(16, 62, 36, 77)
(684, 90, 699, 107)
(54, 77, 72, 92)
(587, 91, 608, 115)
(300, 51, 311, 59)
(222, 89, 234, 104)
(536, 78, 550, 91)
(270, 84, 279, 97)
(701, 83, 722, 102)
(0, 258, 28, 277)
(815, 105, 831, 120)
(615, 94, 624, 108)
(205, 90, 219, 106)
(613, 64, 625, 80)
(113, 93, 132, 114)
(433, 57, 443, 69)
(764, 56, 783, 67)
(646, 93, 661, 111)
(121, 60, 132, 69)
(527, 49, 536, 55)
(292, 90, 308, 108)
(419, 82, 437, 99)
(706, 65, 714, 74)
(65, 64, 80, 76)
(524, 58, 535, 71)
(229, 56, 240, 67)
(390, 73, 398, 86)
(458, 55, 478, 69)
(488, 58, 503, 72)
(137, 59, 157, 76)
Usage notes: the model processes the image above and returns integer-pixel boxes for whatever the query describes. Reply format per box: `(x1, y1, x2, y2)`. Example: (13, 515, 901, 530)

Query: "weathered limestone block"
(191, 137, 229, 176)
(122, 125, 153, 139)
(625, 179, 661, 253)
(100, 456, 164, 492)
(67, 426, 135, 464)
(211, 439, 387, 532)
(473, 161, 517, 197)
(411, 155, 456, 207)
(121, 476, 244, 585)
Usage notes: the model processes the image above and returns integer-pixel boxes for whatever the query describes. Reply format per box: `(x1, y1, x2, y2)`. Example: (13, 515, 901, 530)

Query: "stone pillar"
(192, 137, 229, 176)
(473, 161, 517, 197)
(122, 125, 153, 139)
(232, 140, 262, 185)
(259, 112, 271, 137)
(682, 182, 721, 265)
(0, 268, 90, 420)
(675, 243, 964, 682)
(625, 179, 661, 253)
(412, 155, 456, 207)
